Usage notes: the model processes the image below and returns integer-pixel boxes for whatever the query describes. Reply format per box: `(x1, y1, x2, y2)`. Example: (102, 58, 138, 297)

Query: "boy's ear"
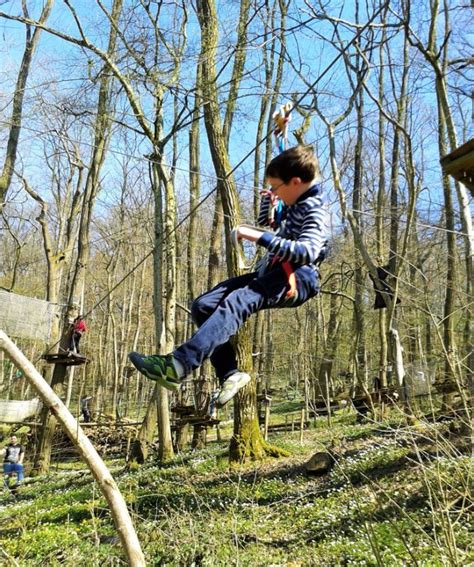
(290, 176, 302, 186)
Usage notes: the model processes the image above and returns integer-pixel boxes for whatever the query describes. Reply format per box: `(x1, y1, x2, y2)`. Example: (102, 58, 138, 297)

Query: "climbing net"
(0, 290, 59, 342)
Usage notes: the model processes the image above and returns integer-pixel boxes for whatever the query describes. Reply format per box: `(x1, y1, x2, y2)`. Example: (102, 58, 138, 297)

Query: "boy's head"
(265, 145, 321, 184)
(265, 145, 321, 205)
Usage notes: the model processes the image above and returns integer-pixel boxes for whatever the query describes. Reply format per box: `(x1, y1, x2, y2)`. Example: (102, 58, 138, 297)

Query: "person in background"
(81, 396, 92, 422)
(2, 435, 25, 489)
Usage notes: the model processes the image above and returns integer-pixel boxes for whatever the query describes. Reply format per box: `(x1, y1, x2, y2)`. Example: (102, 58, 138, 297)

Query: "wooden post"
(0, 331, 146, 567)
(263, 403, 270, 441)
(299, 409, 305, 444)
(325, 371, 332, 428)
(65, 365, 75, 408)
(291, 416, 295, 432)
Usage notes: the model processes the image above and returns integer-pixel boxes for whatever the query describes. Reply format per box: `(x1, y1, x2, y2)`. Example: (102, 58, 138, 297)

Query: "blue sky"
(0, 0, 472, 234)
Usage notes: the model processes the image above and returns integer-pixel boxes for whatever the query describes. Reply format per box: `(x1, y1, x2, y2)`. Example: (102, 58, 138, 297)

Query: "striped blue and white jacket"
(256, 184, 330, 273)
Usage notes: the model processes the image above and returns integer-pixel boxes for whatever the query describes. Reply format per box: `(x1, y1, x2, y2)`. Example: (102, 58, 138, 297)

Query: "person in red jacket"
(70, 315, 87, 354)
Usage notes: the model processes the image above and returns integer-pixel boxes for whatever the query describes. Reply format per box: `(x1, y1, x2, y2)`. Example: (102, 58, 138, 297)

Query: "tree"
(0, 0, 54, 210)
(34, 0, 123, 474)
(196, 0, 286, 461)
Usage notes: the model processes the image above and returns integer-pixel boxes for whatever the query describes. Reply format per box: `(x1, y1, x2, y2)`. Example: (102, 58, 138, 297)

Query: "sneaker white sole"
(216, 372, 251, 407)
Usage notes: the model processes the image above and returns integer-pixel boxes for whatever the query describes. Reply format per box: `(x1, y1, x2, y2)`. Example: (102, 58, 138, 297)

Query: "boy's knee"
(191, 297, 212, 325)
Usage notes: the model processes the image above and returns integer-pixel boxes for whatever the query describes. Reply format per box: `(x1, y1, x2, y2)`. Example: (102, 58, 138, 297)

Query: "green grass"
(271, 399, 304, 415)
(0, 415, 471, 566)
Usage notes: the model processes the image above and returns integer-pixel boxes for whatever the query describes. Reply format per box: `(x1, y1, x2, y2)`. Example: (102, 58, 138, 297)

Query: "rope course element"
(0, 291, 50, 422)
(0, 290, 59, 342)
(0, 398, 42, 423)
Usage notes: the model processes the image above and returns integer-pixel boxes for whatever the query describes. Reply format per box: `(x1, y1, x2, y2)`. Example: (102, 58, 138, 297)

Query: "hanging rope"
(231, 100, 293, 270)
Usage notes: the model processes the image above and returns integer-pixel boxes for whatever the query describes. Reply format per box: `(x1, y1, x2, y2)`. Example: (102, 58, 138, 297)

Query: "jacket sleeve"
(257, 197, 329, 264)
(257, 193, 286, 228)
(257, 193, 273, 227)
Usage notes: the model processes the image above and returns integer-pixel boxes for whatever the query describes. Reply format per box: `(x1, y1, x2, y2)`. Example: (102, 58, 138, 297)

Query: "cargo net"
(0, 290, 59, 342)
(0, 398, 42, 423)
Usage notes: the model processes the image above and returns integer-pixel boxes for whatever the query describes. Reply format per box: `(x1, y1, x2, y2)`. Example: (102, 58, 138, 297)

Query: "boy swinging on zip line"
(129, 140, 330, 407)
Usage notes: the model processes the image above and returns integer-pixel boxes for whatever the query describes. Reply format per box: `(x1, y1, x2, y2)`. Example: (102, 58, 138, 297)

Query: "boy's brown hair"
(265, 145, 321, 184)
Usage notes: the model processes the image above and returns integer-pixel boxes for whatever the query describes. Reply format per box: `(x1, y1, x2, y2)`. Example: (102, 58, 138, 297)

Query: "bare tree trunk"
(34, 0, 123, 474)
(129, 384, 159, 464)
(157, 171, 176, 462)
(222, 0, 251, 144)
(150, 157, 175, 462)
(187, 63, 201, 324)
(317, 280, 341, 397)
(0, 0, 55, 209)
(197, 0, 285, 462)
(376, 7, 389, 390)
(352, 66, 367, 394)
(407, 0, 473, 425)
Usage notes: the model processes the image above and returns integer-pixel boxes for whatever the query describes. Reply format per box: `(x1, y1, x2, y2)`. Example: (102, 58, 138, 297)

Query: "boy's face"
(266, 176, 303, 205)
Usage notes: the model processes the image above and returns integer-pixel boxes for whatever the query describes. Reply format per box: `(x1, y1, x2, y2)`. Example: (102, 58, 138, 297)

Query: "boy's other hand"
(237, 225, 265, 242)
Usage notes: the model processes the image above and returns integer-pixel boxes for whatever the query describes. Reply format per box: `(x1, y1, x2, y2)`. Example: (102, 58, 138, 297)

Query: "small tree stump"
(305, 451, 335, 475)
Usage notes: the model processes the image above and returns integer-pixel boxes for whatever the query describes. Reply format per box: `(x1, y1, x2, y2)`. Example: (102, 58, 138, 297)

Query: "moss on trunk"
(229, 328, 288, 463)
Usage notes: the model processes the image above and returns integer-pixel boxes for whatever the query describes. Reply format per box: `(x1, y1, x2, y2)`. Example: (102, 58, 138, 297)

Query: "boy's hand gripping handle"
(231, 224, 267, 271)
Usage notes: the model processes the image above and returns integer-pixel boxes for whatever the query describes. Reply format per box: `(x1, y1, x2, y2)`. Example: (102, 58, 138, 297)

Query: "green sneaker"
(128, 352, 181, 391)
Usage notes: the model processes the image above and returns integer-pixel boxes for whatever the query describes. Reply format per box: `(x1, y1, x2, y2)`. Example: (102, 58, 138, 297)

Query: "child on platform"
(129, 145, 329, 407)
(70, 315, 87, 354)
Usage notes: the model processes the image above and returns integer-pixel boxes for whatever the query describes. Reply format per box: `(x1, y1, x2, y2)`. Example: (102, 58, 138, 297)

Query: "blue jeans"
(173, 263, 320, 382)
(3, 462, 24, 485)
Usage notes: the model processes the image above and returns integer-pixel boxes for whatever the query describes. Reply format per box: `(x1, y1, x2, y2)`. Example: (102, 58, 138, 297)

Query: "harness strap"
(271, 257, 297, 299)
(281, 261, 297, 299)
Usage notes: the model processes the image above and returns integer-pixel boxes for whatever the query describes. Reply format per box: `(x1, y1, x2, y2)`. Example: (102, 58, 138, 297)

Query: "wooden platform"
(42, 352, 89, 366)
(171, 404, 196, 416)
(441, 138, 474, 196)
(172, 415, 220, 428)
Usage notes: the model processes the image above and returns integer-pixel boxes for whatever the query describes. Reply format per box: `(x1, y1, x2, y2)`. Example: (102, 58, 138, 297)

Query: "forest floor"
(0, 409, 472, 566)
